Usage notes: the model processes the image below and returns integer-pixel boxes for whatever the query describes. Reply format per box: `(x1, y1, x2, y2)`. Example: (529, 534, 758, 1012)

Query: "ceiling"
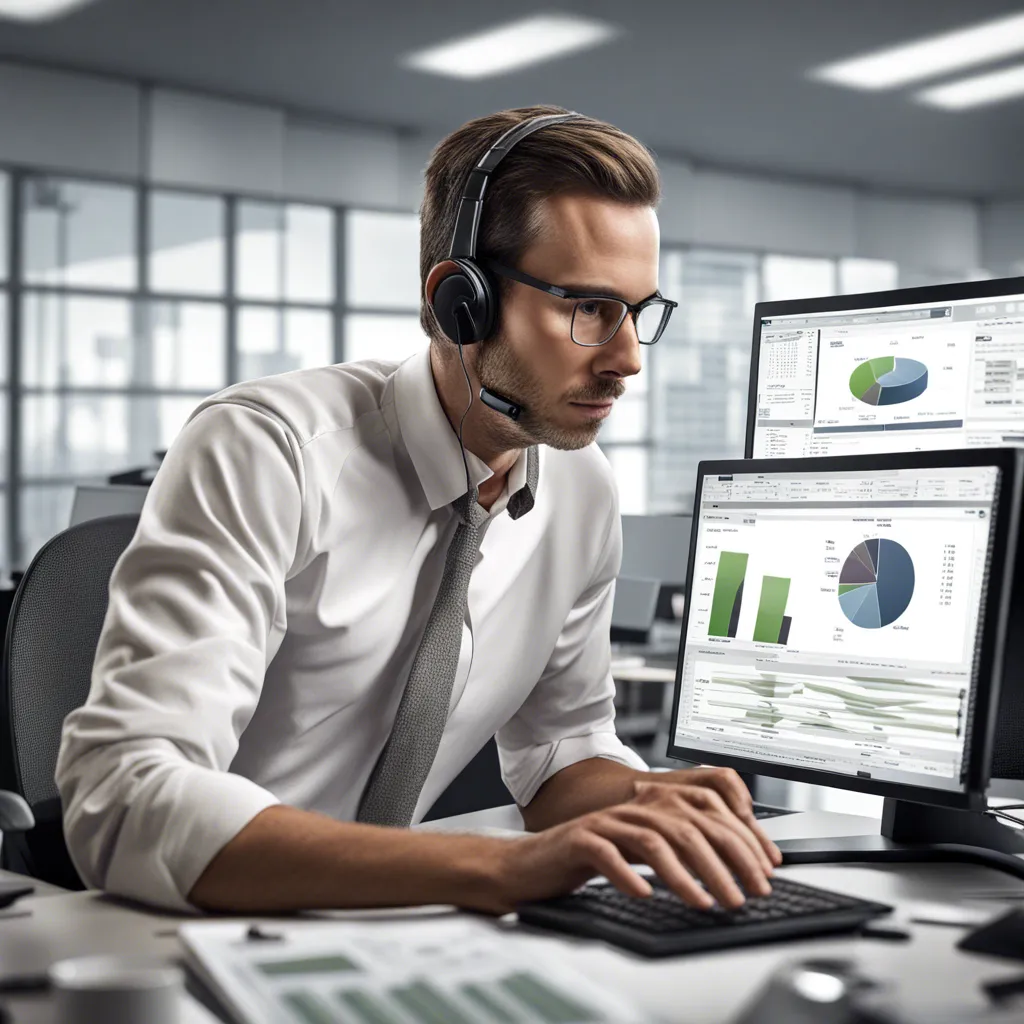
(1, 0, 1024, 198)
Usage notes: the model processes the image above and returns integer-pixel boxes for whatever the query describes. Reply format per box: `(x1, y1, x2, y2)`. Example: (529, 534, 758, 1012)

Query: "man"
(56, 105, 780, 914)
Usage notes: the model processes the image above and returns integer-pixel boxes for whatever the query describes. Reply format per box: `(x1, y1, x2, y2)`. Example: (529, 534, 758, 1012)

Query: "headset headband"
(447, 111, 585, 261)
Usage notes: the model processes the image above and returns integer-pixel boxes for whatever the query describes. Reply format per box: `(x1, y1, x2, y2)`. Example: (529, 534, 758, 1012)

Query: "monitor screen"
(670, 463, 1000, 796)
(749, 285, 1024, 459)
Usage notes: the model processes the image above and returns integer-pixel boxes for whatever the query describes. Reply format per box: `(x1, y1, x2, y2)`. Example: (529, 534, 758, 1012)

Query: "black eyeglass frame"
(484, 259, 678, 347)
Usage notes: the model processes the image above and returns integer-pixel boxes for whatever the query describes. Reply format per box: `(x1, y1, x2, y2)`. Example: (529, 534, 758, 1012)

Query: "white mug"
(48, 954, 183, 1024)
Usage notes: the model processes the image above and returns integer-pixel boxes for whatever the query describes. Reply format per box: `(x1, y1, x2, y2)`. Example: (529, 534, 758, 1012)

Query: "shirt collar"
(393, 349, 539, 518)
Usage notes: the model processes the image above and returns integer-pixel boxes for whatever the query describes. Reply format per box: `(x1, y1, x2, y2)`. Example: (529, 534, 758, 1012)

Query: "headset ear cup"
(431, 259, 496, 345)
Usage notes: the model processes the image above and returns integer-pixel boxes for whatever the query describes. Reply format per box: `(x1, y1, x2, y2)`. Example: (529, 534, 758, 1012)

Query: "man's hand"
(485, 769, 782, 915)
(647, 765, 781, 866)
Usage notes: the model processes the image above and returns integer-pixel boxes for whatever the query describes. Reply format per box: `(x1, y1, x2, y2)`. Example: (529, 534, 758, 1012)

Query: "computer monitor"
(611, 577, 660, 642)
(668, 450, 1024, 874)
(746, 275, 1024, 781)
(747, 275, 1024, 461)
(620, 515, 691, 586)
(69, 484, 148, 526)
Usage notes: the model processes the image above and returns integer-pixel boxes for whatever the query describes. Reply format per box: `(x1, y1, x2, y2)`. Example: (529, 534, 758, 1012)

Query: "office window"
(605, 447, 648, 515)
(145, 301, 227, 390)
(602, 394, 647, 444)
(22, 393, 196, 478)
(762, 254, 836, 302)
(22, 177, 136, 290)
(648, 249, 759, 513)
(345, 313, 427, 364)
(0, 291, 7, 385)
(18, 485, 65, 579)
(0, 171, 8, 281)
(839, 257, 898, 295)
(237, 306, 333, 380)
(236, 202, 334, 303)
(149, 191, 225, 296)
(346, 210, 420, 310)
(22, 294, 133, 388)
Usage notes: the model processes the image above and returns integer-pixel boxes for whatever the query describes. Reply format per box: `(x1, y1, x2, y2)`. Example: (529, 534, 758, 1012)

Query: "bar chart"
(754, 575, 792, 644)
(709, 553, 793, 645)
(708, 551, 748, 638)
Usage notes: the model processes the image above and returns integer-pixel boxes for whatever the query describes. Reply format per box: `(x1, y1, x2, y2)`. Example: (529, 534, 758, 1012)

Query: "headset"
(430, 111, 585, 422)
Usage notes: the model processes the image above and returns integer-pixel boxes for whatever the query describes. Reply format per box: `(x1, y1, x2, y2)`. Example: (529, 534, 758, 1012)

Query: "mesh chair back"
(0, 513, 139, 885)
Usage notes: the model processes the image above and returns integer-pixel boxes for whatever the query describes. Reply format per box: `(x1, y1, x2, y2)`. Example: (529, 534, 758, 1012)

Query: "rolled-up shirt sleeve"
(55, 400, 304, 911)
(497, 506, 648, 807)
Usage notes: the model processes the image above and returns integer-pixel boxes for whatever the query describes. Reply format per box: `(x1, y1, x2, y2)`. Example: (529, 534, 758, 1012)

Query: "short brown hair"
(419, 105, 661, 342)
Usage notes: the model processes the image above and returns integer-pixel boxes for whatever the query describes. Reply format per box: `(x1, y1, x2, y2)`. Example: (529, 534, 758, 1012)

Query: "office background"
(1, 0, 1023, 813)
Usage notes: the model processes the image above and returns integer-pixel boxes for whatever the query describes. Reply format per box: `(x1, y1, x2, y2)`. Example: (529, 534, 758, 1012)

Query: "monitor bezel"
(744, 274, 1024, 460)
(666, 448, 1023, 809)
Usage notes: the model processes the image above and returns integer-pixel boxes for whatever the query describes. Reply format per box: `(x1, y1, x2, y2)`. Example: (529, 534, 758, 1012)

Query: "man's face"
(475, 194, 659, 451)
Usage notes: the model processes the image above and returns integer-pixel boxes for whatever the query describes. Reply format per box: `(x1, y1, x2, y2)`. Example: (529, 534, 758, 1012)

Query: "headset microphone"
(454, 301, 525, 421)
(434, 112, 584, 431)
(478, 386, 522, 421)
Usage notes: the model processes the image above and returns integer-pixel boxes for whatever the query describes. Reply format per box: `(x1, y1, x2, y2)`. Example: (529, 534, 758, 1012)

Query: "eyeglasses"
(485, 259, 677, 347)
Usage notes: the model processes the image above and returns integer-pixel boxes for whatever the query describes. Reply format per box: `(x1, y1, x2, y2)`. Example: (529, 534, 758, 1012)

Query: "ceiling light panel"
(810, 11, 1024, 91)
(916, 62, 1024, 110)
(402, 13, 621, 80)
(0, 0, 96, 20)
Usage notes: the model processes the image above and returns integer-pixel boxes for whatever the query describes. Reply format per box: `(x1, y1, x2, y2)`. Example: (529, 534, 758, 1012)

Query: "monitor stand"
(775, 797, 1024, 882)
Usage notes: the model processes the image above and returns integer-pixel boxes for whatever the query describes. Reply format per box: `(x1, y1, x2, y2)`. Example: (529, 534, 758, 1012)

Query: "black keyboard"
(517, 875, 892, 958)
(753, 803, 797, 820)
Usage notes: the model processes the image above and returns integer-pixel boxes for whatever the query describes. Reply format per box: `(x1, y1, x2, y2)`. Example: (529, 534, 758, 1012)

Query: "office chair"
(0, 510, 510, 886)
(0, 514, 140, 888)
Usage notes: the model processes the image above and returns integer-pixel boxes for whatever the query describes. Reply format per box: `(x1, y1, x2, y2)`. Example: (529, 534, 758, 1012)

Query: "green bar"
(281, 991, 337, 1024)
(460, 983, 520, 1023)
(500, 971, 598, 1023)
(753, 575, 791, 644)
(391, 981, 475, 1024)
(338, 989, 402, 1024)
(259, 955, 359, 976)
(708, 551, 748, 637)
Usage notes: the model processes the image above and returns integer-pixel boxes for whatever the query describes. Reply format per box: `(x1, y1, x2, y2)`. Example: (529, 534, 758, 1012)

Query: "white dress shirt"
(56, 349, 646, 911)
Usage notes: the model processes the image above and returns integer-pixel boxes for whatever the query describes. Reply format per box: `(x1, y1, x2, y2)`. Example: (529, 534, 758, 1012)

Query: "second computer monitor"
(667, 450, 1022, 807)
(748, 275, 1024, 460)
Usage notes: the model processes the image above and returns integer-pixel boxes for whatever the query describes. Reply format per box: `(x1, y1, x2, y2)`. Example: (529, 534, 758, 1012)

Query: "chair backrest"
(0, 513, 139, 887)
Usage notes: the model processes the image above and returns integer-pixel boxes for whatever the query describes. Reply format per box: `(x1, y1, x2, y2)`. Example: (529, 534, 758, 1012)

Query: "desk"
(3, 810, 1024, 1022)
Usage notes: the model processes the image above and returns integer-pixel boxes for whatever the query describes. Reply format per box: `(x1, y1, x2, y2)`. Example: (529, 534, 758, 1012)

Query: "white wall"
(0, 63, 141, 178)
(149, 88, 285, 195)
(981, 200, 1024, 277)
(0, 61, 407, 209)
(0, 59, 1019, 273)
(657, 156, 985, 273)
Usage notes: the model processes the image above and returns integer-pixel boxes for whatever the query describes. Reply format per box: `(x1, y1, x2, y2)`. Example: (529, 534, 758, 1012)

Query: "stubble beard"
(474, 334, 610, 451)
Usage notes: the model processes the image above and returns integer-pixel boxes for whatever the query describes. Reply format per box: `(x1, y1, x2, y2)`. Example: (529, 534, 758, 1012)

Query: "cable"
(453, 306, 474, 500)
(987, 808, 1024, 829)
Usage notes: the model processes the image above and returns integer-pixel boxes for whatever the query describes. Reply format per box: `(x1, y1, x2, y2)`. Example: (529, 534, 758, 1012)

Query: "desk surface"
(4, 809, 1024, 1023)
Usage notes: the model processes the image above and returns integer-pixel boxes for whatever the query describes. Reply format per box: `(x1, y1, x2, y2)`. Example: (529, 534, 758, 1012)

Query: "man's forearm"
(189, 805, 510, 913)
(521, 757, 647, 832)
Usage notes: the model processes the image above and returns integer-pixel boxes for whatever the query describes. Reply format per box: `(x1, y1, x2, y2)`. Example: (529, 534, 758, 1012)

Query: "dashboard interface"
(751, 293, 1024, 459)
(672, 465, 999, 794)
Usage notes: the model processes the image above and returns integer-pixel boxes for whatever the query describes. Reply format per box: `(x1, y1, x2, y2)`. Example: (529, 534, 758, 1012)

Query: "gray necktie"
(357, 447, 539, 827)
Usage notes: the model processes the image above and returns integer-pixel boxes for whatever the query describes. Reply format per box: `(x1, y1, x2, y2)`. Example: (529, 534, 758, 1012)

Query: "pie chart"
(849, 357, 928, 406)
(838, 538, 915, 629)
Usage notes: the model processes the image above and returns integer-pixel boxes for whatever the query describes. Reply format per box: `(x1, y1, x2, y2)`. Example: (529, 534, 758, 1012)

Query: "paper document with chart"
(180, 916, 652, 1024)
